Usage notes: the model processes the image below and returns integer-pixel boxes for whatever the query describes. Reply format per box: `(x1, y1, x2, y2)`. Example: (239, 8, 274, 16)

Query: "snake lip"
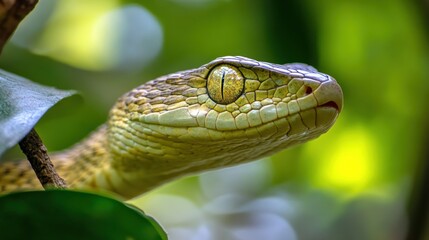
(320, 101, 340, 111)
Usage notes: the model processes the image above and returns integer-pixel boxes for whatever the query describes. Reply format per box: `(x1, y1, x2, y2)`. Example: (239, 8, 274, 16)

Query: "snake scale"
(0, 56, 343, 199)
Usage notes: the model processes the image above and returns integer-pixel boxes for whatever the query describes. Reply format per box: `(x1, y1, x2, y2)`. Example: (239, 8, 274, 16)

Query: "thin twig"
(18, 129, 67, 189)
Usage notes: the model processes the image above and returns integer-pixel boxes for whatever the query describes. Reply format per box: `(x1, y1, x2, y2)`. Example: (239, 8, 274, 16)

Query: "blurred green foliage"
(1, 0, 428, 239)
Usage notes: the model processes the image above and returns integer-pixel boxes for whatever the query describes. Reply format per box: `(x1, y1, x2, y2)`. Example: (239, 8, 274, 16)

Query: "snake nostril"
(305, 86, 313, 95)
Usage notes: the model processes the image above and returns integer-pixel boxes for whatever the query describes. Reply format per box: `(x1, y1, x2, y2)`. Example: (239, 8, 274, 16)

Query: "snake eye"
(207, 64, 244, 104)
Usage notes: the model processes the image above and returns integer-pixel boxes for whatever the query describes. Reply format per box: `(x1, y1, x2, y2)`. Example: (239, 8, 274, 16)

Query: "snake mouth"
(320, 101, 340, 111)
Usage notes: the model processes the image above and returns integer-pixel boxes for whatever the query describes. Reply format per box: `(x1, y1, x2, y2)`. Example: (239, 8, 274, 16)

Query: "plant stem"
(18, 129, 67, 189)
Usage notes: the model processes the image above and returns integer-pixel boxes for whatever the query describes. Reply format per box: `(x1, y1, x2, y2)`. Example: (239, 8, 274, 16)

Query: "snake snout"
(314, 79, 343, 112)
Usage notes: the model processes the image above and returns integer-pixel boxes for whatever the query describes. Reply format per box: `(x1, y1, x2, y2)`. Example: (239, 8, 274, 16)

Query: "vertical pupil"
(207, 65, 244, 104)
(221, 70, 226, 100)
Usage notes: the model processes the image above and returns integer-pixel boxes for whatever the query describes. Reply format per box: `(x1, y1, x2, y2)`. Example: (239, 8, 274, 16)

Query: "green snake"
(0, 56, 343, 199)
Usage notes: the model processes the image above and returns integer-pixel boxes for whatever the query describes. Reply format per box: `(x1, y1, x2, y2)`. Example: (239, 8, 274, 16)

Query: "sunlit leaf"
(0, 69, 76, 156)
(0, 190, 167, 240)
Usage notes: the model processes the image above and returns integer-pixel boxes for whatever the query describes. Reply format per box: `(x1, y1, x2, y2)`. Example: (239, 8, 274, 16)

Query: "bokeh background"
(1, 0, 428, 239)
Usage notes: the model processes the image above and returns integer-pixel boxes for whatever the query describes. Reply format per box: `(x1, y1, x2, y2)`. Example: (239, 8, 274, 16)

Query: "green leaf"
(0, 190, 167, 240)
(0, 69, 76, 156)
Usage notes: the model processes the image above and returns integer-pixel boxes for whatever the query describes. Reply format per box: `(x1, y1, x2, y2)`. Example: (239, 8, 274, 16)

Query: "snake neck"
(56, 124, 184, 199)
(51, 125, 110, 189)
(0, 125, 181, 199)
(0, 125, 113, 194)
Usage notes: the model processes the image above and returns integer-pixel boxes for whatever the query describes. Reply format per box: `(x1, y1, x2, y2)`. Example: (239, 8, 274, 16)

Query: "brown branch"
(18, 129, 67, 189)
(0, 0, 38, 54)
(0, 0, 68, 189)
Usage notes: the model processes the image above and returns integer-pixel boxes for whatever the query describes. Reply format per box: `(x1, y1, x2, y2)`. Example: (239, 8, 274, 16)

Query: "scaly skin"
(0, 56, 343, 199)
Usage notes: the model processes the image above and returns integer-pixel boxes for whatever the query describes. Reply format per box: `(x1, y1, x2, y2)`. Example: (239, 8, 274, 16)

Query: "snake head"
(108, 56, 343, 175)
